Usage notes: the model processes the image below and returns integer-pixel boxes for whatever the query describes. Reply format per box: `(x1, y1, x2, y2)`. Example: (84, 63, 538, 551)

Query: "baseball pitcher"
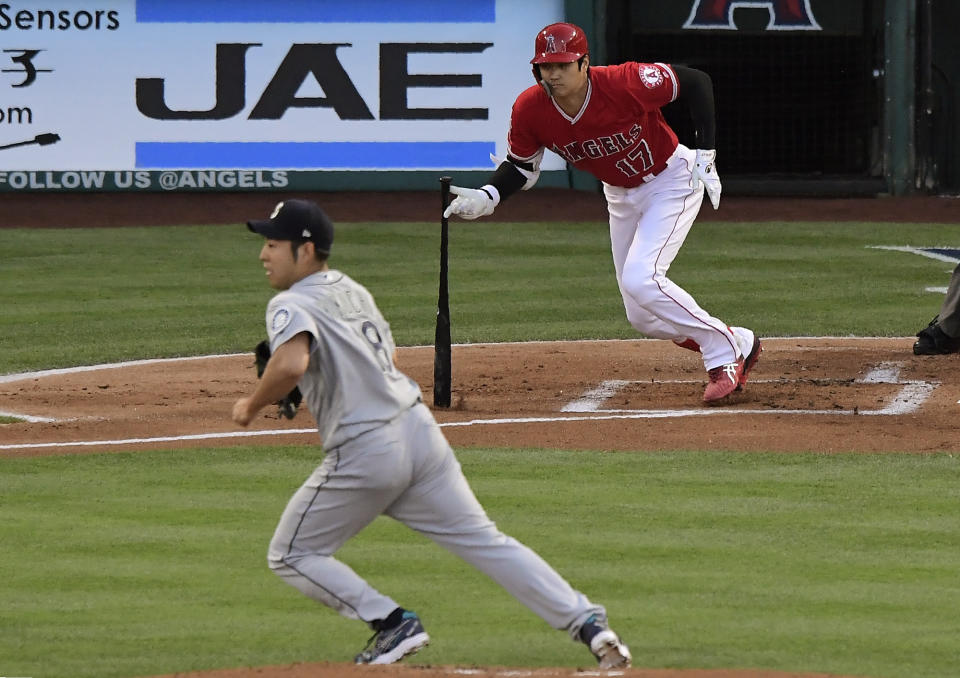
(444, 23, 762, 403)
(231, 199, 631, 668)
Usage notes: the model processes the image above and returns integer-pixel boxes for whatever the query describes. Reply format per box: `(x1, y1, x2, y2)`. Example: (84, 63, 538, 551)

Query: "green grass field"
(1, 219, 957, 373)
(2, 218, 959, 678)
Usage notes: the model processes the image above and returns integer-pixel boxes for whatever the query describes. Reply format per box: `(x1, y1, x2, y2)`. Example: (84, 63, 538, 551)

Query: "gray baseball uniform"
(264, 268, 604, 637)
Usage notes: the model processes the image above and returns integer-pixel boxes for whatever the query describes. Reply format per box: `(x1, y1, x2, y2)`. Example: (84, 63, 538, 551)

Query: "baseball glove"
(254, 340, 303, 419)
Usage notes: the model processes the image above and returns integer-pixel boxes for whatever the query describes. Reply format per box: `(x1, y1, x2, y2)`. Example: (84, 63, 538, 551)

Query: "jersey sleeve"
(265, 292, 317, 352)
(621, 62, 678, 110)
(505, 87, 547, 168)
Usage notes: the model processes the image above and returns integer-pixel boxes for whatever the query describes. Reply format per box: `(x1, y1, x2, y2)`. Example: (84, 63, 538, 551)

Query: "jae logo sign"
(125, 0, 558, 171)
(136, 42, 492, 122)
(0, 0, 568, 174)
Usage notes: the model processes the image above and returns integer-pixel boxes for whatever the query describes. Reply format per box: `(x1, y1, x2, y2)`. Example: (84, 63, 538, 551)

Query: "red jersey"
(506, 63, 680, 188)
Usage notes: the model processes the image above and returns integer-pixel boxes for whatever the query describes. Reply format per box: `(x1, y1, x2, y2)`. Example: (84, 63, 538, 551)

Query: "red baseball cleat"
(703, 359, 743, 402)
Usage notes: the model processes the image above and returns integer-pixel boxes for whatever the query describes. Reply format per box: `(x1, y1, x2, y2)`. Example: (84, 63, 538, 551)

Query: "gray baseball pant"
(267, 402, 604, 639)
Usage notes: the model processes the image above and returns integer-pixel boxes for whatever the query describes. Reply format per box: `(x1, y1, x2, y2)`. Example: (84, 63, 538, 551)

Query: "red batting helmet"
(530, 22, 588, 64)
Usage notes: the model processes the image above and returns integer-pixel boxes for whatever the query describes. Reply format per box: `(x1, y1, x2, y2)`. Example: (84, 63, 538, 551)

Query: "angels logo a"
(639, 65, 664, 89)
(684, 0, 822, 31)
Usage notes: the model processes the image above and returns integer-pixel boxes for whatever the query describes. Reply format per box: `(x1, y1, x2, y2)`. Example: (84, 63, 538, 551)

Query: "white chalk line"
(562, 363, 939, 418)
(0, 357, 943, 452)
(0, 353, 246, 385)
(867, 245, 960, 264)
(0, 428, 318, 450)
(0, 409, 57, 423)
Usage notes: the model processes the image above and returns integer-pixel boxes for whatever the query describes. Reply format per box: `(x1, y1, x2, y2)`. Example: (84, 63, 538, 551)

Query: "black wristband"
(487, 161, 528, 202)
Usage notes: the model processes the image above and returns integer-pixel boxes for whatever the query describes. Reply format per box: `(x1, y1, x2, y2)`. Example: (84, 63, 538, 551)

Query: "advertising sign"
(0, 0, 564, 191)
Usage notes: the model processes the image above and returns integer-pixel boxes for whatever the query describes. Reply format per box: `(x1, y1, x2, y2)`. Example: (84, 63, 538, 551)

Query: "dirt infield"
(2, 338, 957, 459)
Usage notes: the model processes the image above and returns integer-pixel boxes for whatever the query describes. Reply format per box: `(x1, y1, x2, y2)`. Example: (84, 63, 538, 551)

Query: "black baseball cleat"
(354, 611, 429, 664)
(913, 317, 960, 355)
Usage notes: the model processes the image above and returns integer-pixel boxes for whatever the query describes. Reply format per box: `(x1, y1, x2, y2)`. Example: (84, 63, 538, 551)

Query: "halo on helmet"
(530, 22, 588, 65)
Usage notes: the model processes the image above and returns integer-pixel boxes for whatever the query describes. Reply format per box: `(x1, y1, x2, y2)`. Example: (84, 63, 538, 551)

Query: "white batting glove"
(691, 149, 722, 210)
(443, 185, 500, 220)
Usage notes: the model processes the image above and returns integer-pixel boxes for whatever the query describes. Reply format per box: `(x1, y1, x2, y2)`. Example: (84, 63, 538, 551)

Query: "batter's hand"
(692, 149, 722, 210)
(443, 185, 499, 220)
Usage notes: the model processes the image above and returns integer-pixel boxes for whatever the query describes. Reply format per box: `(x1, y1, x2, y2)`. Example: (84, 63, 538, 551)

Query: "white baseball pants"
(604, 143, 738, 370)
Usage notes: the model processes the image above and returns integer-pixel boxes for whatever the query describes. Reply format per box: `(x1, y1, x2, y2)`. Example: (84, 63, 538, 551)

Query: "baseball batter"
(444, 22, 762, 402)
(231, 199, 631, 668)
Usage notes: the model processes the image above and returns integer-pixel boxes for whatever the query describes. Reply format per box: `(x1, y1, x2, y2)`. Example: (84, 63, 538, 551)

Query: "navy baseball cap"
(247, 199, 334, 255)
